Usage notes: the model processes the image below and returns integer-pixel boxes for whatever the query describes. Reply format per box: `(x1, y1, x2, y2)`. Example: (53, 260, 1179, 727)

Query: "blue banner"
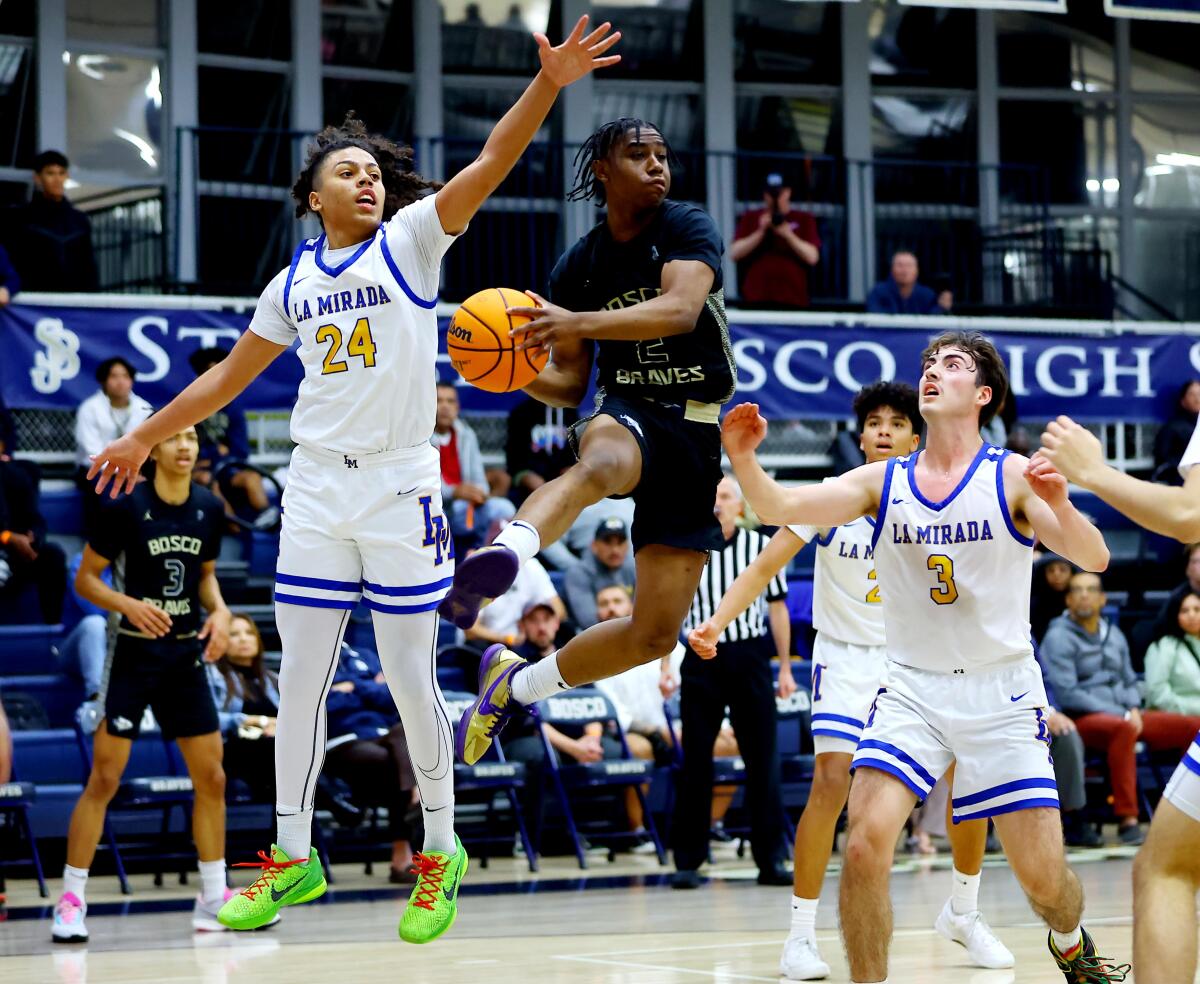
(1105, 0, 1200, 21)
(1, 299, 1197, 422)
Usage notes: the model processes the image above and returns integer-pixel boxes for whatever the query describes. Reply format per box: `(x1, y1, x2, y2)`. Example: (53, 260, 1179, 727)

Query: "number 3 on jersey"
(316, 317, 377, 374)
(927, 554, 959, 605)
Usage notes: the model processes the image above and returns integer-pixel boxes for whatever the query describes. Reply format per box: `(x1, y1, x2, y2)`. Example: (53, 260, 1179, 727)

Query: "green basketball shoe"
(217, 845, 326, 930)
(398, 835, 468, 944)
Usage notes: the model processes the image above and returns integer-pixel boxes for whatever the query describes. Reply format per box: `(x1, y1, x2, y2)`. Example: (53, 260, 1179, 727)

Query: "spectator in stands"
(1034, 646, 1098, 847)
(539, 495, 636, 572)
(74, 356, 153, 532)
(2, 150, 98, 292)
(0, 456, 66, 624)
(0, 698, 9, 785)
(207, 614, 279, 800)
(1031, 553, 1073, 644)
(433, 381, 514, 549)
(465, 526, 565, 649)
(563, 517, 636, 629)
(1153, 380, 1200, 485)
(0, 392, 15, 460)
(322, 643, 420, 884)
(933, 273, 954, 314)
(505, 397, 577, 505)
(56, 551, 110, 700)
(0, 241, 18, 305)
(865, 250, 941, 315)
(1042, 571, 1200, 845)
(729, 173, 820, 309)
(188, 348, 276, 529)
(1145, 591, 1200, 717)
(1158, 542, 1200, 629)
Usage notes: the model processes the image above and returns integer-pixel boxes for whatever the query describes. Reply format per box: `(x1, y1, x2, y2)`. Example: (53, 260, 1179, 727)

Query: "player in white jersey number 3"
(83, 16, 621, 945)
(725, 331, 1127, 984)
(689, 381, 1011, 980)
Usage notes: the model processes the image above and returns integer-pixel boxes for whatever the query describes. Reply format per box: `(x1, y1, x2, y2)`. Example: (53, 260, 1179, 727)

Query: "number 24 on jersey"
(316, 317, 377, 374)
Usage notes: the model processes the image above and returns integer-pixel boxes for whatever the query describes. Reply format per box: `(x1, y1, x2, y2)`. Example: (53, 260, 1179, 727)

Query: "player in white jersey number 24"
(690, 381, 1012, 980)
(83, 16, 621, 945)
(724, 331, 1126, 984)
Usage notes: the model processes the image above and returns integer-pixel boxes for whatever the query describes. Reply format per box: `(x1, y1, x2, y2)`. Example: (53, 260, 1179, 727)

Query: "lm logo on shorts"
(419, 495, 454, 566)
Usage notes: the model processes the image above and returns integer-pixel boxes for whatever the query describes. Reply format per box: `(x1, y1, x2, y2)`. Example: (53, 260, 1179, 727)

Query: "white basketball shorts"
(274, 443, 454, 614)
(851, 658, 1059, 823)
(809, 634, 888, 756)
(1163, 731, 1200, 823)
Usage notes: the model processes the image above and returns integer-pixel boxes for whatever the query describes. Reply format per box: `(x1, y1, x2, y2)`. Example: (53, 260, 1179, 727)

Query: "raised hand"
(88, 433, 151, 498)
(1025, 451, 1069, 509)
(1038, 415, 1104, 487)
(535, 15, 621, 89)
(721, 403, 768, 459)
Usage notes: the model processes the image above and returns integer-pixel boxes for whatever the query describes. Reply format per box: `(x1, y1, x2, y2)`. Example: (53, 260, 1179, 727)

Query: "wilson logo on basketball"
(448, 322, 473, 342)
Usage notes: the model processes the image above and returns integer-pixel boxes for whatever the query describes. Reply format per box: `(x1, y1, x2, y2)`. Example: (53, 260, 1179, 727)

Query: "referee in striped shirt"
(672, 475, 793, 889)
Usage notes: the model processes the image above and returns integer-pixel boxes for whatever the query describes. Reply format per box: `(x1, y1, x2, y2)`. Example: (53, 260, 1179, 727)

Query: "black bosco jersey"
(548, 200, 735, 406)
(90, 482, 225, 637)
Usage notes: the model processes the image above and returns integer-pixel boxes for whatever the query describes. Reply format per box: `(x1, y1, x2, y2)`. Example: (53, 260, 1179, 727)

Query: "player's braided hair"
(567, 117, 676, 206)
(291, 112, 439, 225)
(853, 381, 922, 434)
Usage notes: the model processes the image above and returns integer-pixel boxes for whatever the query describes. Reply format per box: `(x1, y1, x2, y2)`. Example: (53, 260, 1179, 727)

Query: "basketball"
(446, 287, 548, 393)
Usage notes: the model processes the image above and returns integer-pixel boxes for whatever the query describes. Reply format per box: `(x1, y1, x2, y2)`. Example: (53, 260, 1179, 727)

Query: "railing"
(80, 187, 167, 293)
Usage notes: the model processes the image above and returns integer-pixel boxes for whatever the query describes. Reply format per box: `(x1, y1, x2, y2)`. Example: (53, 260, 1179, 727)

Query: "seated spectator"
(74, 356, 153, 531)
(432, 381, 514, 549)
(55, 551, 110, 700)
(323, 643, 420, 884)
(505, 397, 577, 505)
(865, 250, 941, 315)
(206, 614, 279, 800)
(1153, 379, 1200, 485)
(563, 517, 636, 629)
(729, 173, 820, 309)
(1034, 644, 1097, 847)
(1145, 591, 1200, 716)
(3, 149, 97, 292)
(188, 348, 276, 529)
(0, 240, 18, 306)
(0, 455, 66, 624)
(1042, 571, 1200, 845)
(465, 529, 565, 649)
(1158, 543, 1200, 631)
(539, 496, 635, 572)
(1031, 553, 1073, 645)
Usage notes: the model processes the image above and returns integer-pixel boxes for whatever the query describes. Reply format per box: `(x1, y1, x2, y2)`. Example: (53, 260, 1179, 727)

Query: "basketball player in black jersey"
(445, 118, 737, 764)
(52, 426, 235, 943)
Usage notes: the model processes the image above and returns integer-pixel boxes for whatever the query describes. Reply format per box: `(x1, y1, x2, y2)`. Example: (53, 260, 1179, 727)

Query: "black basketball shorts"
(103, 635, 220, 740)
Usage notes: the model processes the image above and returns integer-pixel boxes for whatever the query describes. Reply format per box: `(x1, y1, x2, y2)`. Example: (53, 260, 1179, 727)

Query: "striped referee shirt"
(684, 526, 788, 643)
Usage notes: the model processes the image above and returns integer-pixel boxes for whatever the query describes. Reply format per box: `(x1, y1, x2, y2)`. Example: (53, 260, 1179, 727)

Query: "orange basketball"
(446, 287, 548, 393)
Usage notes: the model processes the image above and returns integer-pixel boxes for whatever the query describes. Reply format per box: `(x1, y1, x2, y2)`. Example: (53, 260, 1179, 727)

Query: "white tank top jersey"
(247, 194, 462, 455)
(1180, 416, 1200, 478)
(788, 516, 885, 648)
(869, 443, 1035, 674)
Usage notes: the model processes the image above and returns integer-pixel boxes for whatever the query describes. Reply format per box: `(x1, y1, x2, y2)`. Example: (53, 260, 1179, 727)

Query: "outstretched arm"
(1035, 415, 1200, 543)
(724, 403, 881, 528)
(88, 329, 288, 496)
(435, 16, 620, 235)
(1014, 453, 1109, 572)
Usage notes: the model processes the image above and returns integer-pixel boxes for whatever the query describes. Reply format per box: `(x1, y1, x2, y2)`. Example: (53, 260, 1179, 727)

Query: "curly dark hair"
(567, 117, 677, 206)
(853, 380, 921, 433)
(291, 113, 439, 226)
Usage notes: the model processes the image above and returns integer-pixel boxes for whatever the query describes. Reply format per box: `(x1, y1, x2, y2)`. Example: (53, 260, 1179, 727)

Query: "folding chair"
(442, 690, 538, 871)
(73, 709, 196, 895)
(0, 774, 48, 897)
(535, 688, 666, 869)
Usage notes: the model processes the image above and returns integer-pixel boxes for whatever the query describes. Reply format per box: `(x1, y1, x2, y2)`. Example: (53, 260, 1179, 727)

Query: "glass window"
(197, 67, 292, 185)
(593, 87, 702, 151)
(871, 94, 974, 160)
(443, 86, 557, 194)
(999, 100, 1115, 206)
(737, 95, 839, 156)
(996, 5, 1113, 91)
(0, 43, 36, 169)
(734, 0, 840, 84)
(1131, 23, 1200, 95)
(591, 2, 702, 81)
(0, 3, 35, 37)
(869, 0, 975, 89)
(67, 0, 160, 47)
(1130, 217, 1200, 320)
(198, 0, 291, 60)
(198, 196, 294, 293)
(322, 0, 413, 72)
(322, 79, 413, 140)
(441, 0, 545, 76)
(66, 52, 163, 180)
(1131, 101, 1200, 210)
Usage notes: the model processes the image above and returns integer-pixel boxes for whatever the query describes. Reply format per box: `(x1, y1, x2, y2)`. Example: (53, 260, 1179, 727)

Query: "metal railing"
(81, 187, 167, 294)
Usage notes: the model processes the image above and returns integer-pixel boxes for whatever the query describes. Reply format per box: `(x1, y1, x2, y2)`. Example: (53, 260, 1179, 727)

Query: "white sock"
(276, 806, 313, 864)
(493, 520, 540, 567)
(198, 859, 227, 903)
(63, 864, 88, 903)
(788, 895, 819, 942)
(1051, 925, 1083, 956)
(951, 867, 980, 915)
(422, 804, 456, 855)
(511, 650, 570, 705)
